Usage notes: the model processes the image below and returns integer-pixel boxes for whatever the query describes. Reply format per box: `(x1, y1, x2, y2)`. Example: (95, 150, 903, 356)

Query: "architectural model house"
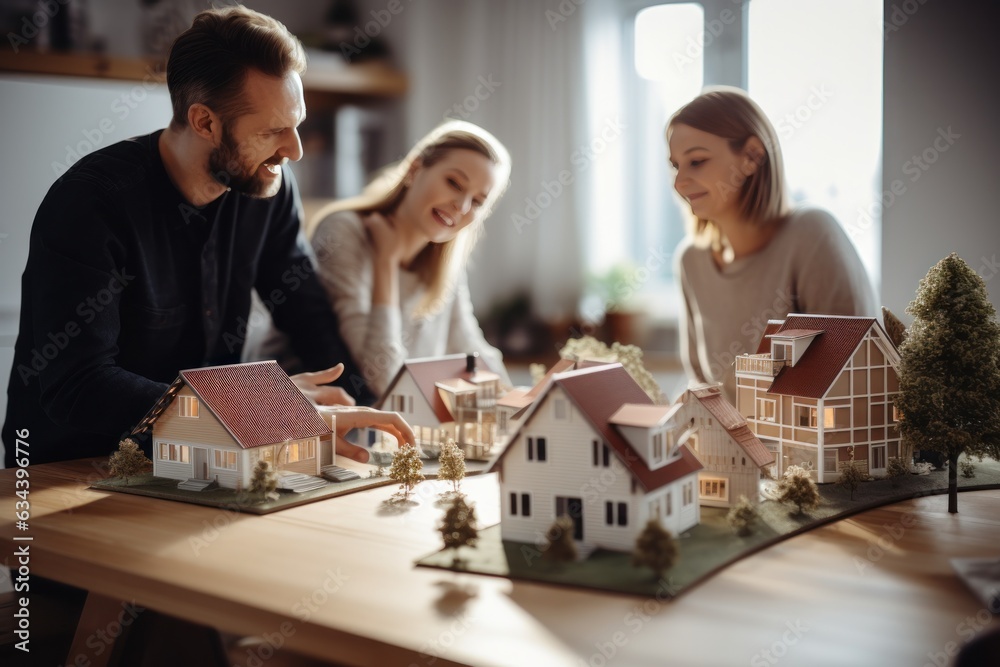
(368, 353, 501, 460)
(734, 315, 902, 483)
(132, 361, 334, 491)
(675, 385, 775, 508)
(489, 364, 703, 555)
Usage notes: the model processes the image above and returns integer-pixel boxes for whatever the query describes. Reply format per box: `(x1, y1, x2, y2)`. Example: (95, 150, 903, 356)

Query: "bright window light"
(749, 0, 883, 293)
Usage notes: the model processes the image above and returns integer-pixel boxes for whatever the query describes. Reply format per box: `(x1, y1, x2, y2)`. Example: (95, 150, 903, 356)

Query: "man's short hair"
(166, 5, 306, 129)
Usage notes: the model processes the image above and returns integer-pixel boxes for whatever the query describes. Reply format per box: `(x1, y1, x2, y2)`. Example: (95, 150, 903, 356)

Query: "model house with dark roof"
(673, 385, 774, 508)
(369, 353, 501, 460)
(489, 364, 703, 554)
(132, 361, 334, 491)
(734, 314, 902, 483)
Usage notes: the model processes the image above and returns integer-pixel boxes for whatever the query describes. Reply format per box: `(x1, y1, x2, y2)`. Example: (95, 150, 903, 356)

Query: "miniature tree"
(389, 444, 425, 501)
(837, 448, 868, 501)
(960, 459, 976, 479)
(108, 437, 151, 486)
(727, 495, 759, 536)
(632, 519, 678, 577)
(248, 459, 278, 501)
(886, 457, 908, 487)
(776, 465, 821, 515)
(881, 306, 907, 349)
(439, 495, 479, 567)
(437, 438, 466, 496)
(559, 336, 667, 403)
(543, 515, 577, 563)
(895, 253, 1000, 514)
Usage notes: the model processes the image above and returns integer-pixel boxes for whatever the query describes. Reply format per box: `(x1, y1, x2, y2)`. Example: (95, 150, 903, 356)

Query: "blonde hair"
(667, 86, 788, 248)
(310, 120, 510, 318)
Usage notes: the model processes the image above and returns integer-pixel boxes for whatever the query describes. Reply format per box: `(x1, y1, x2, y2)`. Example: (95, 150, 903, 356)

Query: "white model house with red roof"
(489, 364, 703, 554)
(673, 385, 774, 508)
(734, 314, 902, 483)
(132, 361, 334, 491)
(369, 353, 501, 459)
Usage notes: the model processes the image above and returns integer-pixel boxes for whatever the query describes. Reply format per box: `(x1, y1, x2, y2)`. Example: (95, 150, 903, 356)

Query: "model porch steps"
(320, 465, 362, 483)
(176, 478, 218, 492)
(276, 472, 329, 493)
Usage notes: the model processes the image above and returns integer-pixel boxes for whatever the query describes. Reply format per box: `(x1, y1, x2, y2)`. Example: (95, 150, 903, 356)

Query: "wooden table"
(3, 459, 998, 666)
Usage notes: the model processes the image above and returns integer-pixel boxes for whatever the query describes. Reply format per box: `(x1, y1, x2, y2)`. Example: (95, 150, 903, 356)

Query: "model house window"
(773, 343, 790, 361)
(824, 450, 838, 474)
(617, 503, 628, 526)
(699, 478, 727, 500)
(214, 450, 237, 470)
(510, 493, 532, 517)
(527, 437, 547, 462)
(758, 398, 776, 422)
(891, 404, 900, 422)
(666, 492, 672, 516)
(510, 492, 517, 515)
(796, 406, 816, 428)
(683, 482, 693, 506)
(652, 432, 664, 462)
(159, 443, 190, 463)
(390, 395, 412, 413)
(592, 439, 600, 466)
(178, 395, 199, 417)
(284, 440, 315, 464)
(872, 445, 886, 470)
(554, 398, 567, 420)
(499, 411, 508, 432)
(605, 501, 614, 525)
(602, 443, 611, 468)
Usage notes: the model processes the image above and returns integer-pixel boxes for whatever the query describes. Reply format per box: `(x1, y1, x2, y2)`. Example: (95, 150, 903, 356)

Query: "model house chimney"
(466, 352, 478, 373)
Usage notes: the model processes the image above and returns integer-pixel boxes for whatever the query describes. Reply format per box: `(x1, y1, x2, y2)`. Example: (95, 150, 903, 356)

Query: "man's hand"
(322, 406, 417, 464)
(291, 363, 356, 406)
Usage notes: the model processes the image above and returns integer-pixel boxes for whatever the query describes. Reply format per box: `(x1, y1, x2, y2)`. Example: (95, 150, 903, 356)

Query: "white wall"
(881, 1, 1000, 319)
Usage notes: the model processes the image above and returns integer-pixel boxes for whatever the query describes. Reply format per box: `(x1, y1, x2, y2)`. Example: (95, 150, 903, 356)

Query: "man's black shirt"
(3, 131, 371, 467)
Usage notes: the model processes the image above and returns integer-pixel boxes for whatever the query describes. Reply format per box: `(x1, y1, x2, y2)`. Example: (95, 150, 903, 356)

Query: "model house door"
(193, 448, 209, 480)
(554, 496, 583, 541)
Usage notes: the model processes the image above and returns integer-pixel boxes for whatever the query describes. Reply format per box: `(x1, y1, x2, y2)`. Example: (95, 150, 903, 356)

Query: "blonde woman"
(255, 121, 512, 397)
(668, 87, 876, 403)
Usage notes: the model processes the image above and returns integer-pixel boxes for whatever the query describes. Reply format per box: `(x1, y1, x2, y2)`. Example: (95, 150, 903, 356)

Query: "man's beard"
(208, 127, 281, 199)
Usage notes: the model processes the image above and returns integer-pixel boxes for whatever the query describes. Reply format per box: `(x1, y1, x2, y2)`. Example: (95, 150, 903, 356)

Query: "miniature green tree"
(559, 336, 667, 403)
(439, 495, 478, 567)
(881, 306, 907, 349)
(437, 438, 466, 496)
(960, 459, 976, 479)
(248, 459, 278, 501)
(886, 457, 908, 487)
(776, 465, 821, 515)
(389, 444, 425, 501)
(837, 448, 868, 501)
(108, 437, 151, 486)
(895, 253, 1000, 514)
(632, 519, 678, 577)
(543, 515, 577, 563)
(726, 495, 759, 536)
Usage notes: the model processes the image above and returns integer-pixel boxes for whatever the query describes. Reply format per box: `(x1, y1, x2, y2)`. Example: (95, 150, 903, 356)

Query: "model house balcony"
(735, 354, 787, 376)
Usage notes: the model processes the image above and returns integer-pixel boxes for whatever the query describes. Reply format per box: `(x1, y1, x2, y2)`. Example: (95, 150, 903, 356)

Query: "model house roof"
(755, 320, 784, 354)
(133, 361, 331, 448)
(491, 364, 703, 492)
(684, 385, 774, 467)
(496, 358, 615, 412)
(763, 315, 882, 398)
(767, 328, 824, 340)
(608, 403, 681, 429)
(379, 353, 497, 423)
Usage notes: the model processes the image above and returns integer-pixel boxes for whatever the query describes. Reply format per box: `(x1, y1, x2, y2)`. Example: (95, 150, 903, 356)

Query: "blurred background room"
(1, 0, 998, 421)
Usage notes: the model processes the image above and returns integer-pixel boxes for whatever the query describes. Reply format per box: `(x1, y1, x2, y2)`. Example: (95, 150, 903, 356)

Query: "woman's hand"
(290, 364, 356, 406)
(323, 406, 418, 464)
(364, 212, 403, 266)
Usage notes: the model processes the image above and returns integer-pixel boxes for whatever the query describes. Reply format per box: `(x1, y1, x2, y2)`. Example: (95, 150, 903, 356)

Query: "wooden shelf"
(0, 50, 407, 103)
